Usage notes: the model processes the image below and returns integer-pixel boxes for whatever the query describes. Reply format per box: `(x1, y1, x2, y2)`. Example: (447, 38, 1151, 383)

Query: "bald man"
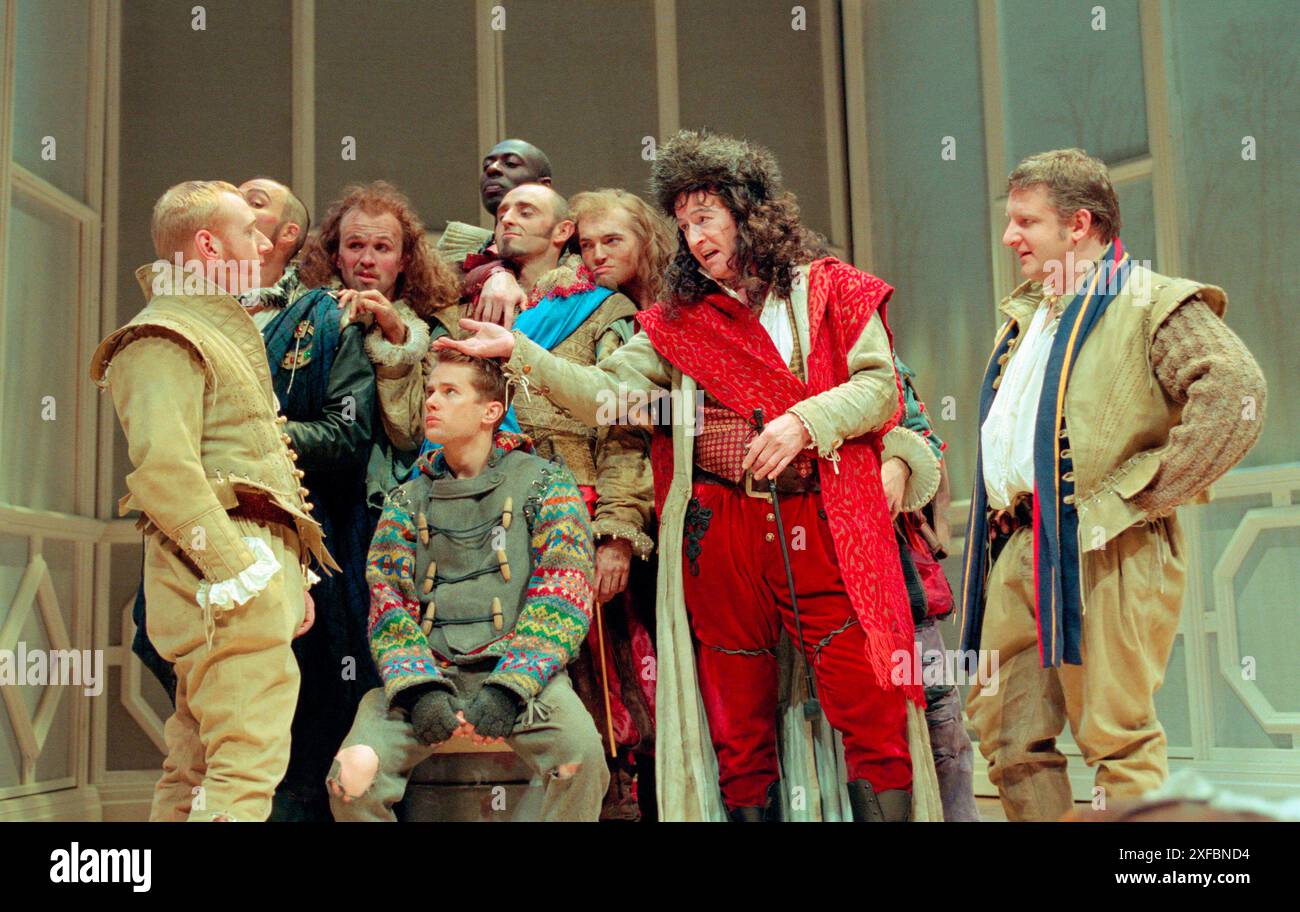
(435, 139, 552, 273)
(240, 177, 310, 290)
(493, 183, 573, 295)
(434, 139, 583, 329)
(481, 139, 553, 216)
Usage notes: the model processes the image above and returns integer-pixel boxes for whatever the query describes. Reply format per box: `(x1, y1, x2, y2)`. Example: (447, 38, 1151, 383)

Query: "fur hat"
(650, 129, 785, 217)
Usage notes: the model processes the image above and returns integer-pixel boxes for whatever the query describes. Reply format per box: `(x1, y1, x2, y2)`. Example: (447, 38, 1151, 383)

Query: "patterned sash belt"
(987, 492, 1034, 540)
(693, 404, 818, 495)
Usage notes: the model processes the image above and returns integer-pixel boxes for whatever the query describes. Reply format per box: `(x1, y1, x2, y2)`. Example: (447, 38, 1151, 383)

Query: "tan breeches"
(142, 518, 306, 822)
(966, 519, 1185, 820)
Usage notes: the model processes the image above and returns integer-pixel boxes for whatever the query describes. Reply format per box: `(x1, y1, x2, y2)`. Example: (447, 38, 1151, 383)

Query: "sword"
(752, 409, 821, 721)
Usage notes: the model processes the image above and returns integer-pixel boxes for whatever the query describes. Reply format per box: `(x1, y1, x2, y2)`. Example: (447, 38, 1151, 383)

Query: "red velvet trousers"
(683, 481, 911, 810)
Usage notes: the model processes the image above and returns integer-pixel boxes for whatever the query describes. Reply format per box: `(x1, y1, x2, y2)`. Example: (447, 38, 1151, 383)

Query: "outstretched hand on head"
(431, 318, 516, 360)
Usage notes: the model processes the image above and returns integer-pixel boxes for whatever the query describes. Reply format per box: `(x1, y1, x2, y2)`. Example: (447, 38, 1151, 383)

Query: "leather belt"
(229, 491, 296, 531)
(988, 492, 1034, 540)
(694, 466, 821, 498)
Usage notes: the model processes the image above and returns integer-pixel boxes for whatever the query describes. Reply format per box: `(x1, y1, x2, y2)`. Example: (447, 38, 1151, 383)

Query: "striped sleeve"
(366, 490, 450, 705)
(487, 465, 596, 701)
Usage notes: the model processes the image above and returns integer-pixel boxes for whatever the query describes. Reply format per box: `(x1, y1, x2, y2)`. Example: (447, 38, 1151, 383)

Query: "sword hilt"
(751, 408, 781, 494)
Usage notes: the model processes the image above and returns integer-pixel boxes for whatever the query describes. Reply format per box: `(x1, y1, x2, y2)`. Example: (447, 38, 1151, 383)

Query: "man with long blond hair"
(563, 188, 672, 816)
(570, 188, 675, 309)
(92, 180, 332, 821)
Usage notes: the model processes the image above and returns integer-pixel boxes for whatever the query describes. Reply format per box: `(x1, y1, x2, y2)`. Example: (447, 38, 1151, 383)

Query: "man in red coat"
(440, 130, 930, 822)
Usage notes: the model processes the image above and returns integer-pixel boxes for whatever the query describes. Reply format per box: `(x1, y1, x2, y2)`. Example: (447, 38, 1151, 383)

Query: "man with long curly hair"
(439, 130, 943, 822)
(298, 181, 462, 500)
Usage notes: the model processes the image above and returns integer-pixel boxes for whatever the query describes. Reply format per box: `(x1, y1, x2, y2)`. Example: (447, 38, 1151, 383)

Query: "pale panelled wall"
(313, 0, 480, 232)
(501, 0, 659, 209)
(999, 0, 1150, 169)
(1167, 0, 1298, 472)
(10, 0, 91, 204)
(998, 0, 1163, 299)
(2, 197, 83, 514)
(0, 0, 106, 819)
(1164, 0, 1300, 777)
(852, 0, 991, 497)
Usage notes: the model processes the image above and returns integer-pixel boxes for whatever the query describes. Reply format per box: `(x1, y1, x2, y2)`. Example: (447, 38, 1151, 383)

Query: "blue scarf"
(960, 239, 1131, 667)
(406, 282, 614, 479)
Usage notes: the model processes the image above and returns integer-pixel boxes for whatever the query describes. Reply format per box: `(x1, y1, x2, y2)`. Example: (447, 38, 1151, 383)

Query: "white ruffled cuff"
(305, 568, 321, 589)
(196, 536, 282, 612)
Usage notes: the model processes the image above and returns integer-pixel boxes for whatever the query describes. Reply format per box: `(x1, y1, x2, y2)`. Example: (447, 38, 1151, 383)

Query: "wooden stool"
(398, 737, 544, 822)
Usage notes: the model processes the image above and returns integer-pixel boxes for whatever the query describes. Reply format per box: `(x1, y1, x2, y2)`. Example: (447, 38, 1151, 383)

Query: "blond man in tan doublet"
(92, 181, 335, 821)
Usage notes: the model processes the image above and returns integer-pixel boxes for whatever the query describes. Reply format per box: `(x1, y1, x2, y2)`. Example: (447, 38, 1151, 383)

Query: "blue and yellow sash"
(960, 239, 1131, 667)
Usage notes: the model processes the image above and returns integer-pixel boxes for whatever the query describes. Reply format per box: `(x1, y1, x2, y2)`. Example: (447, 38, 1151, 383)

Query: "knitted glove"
(411, 689, 463, 746)
(463, 684, 523, 740)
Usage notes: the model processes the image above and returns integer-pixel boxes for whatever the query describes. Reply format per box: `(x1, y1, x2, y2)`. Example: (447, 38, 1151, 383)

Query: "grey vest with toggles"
(409, 448, 550, 662)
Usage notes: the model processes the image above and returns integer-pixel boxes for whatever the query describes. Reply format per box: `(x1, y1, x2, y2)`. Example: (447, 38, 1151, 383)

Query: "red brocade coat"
(636, 259, 919, 701)
(503, 257, 943, 821)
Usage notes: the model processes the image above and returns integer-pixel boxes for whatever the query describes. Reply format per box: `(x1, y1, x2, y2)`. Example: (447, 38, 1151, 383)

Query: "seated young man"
(326, 349, 608, 821)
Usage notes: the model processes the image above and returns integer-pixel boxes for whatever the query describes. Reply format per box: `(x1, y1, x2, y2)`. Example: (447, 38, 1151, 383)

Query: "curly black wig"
(649, 129, 827, 312)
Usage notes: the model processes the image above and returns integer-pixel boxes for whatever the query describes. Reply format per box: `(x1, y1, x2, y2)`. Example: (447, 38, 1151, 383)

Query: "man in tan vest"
(960, 149, 1267, 820)
(92, 180, 334, 821)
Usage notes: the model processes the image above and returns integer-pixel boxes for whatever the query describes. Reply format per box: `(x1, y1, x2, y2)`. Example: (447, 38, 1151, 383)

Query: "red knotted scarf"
(637, 258, 920, 703)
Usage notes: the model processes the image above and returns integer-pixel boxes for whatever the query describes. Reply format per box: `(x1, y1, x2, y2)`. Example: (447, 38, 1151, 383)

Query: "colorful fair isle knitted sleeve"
(487, 465, 596, 701)
(367, 489, 450, 706)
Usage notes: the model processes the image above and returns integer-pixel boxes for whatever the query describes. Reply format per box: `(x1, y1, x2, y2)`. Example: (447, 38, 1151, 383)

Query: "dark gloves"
(410, 689, 463, 746)
(463, 684, 523, 740)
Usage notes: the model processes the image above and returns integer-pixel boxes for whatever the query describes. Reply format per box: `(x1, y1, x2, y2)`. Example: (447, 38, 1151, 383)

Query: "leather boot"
(728, 781, 783, 822)
(847, 779, 911, 822)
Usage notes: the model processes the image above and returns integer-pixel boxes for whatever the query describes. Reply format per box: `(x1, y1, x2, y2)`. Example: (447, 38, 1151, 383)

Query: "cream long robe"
(504, 295, 944, 822)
